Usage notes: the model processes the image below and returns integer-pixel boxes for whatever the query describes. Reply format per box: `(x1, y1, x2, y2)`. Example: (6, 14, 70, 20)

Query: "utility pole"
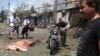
(2, 6, 4, 11)
(8, 0, 10, 12)
(53, 0, 58, 24)
(7, 0, 10, 24)
(43, 0, 47, 28)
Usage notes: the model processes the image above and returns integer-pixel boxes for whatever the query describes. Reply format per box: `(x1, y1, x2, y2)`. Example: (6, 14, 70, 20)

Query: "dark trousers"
(22, 25, 29, 38)
(60, 30, 67, 46)
(12, 26, 19, 37)
(22, 30, 28, 38)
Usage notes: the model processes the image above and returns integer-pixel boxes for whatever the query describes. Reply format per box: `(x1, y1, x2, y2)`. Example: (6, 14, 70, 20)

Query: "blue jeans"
(12, 26, 19, 34)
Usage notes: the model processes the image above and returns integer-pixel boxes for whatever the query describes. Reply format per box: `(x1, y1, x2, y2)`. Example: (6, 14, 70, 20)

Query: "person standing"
(48, 18, 69, 47)
(23, 16, 30, 26)
(77, 0, 100, 56)
(10, 13, 20, 39)
(21, 16, 30, 38)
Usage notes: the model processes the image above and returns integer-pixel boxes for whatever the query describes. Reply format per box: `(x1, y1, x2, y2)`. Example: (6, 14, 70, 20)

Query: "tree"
(15, 2, 29, 20)
(30, 6, 37, 14)
(0, 10, 7, 22)
(15, 3, 37, 21)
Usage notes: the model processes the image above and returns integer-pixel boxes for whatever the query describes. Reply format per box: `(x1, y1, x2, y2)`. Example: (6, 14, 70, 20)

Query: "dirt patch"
(0, 23, 79, 56)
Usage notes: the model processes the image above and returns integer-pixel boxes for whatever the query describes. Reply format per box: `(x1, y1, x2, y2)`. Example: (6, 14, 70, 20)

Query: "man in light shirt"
(23, 16, 30, 26)
(10, 13, 20, 39)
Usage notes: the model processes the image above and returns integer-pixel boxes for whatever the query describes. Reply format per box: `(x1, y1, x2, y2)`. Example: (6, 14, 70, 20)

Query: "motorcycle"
(47, 26, 60, 55)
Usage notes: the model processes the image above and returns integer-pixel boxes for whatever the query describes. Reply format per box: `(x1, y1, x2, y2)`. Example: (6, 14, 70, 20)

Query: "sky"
(0, 0, 54, 12)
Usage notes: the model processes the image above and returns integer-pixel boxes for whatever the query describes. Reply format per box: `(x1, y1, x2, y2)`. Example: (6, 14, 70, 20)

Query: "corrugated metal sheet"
(58, 0, 79, 10)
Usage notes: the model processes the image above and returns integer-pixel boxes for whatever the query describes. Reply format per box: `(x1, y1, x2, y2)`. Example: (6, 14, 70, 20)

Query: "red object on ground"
(6, 39, 33, 52)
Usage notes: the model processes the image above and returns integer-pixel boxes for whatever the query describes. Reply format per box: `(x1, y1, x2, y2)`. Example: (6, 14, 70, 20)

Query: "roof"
(58, 0, 80, 10)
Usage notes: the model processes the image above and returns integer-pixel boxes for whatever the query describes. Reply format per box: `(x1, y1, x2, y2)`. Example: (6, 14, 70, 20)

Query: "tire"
(50, 40, 55, 55)
(47, 39, 50, 49)
(47, 36, 51, 49)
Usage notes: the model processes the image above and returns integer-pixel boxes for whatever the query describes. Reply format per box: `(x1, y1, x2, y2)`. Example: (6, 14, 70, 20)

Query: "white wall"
(57, 12, 62, 23)
(7, 12, 14, 26)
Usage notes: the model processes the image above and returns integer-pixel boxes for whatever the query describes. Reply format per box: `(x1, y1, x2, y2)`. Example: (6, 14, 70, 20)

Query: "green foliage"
(15, 4, 37, 21)
(0, 11, 6, 22)
(30, 6, 37, 14)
